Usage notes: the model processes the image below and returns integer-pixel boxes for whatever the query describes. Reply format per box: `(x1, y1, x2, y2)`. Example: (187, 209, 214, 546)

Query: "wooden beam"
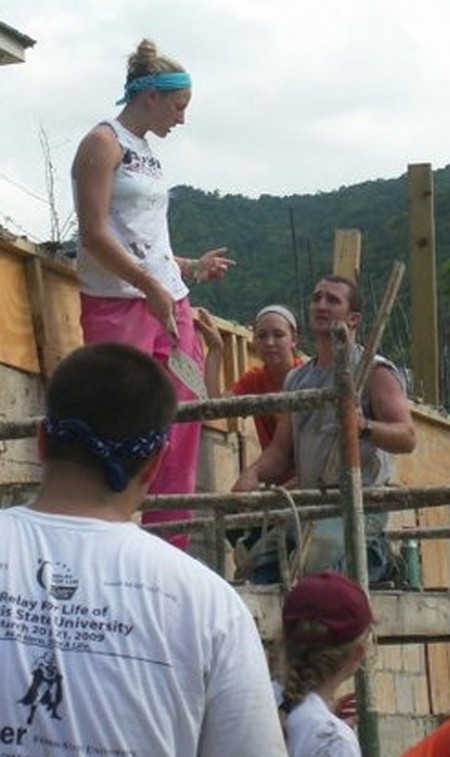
(333, 229, 362, 281)
(25, 257, 51, 380)
(408, 163, 439, 404)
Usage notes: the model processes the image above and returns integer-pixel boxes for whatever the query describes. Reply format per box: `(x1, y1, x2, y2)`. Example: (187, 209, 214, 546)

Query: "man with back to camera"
(0, 342, 287, 757)
(234, 275, 416, 583)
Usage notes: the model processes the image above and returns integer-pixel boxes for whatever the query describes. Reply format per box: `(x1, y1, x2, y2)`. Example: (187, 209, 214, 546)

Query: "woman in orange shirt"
(199, 304, 306, 448)
(197, 304, 307, 583)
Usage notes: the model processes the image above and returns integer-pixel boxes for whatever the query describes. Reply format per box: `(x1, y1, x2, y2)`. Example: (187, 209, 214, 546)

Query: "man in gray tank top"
(234, 275, 416, 583)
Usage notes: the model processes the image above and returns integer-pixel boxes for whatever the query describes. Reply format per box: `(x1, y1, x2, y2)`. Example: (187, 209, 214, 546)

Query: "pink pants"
(80, 294, 203, 550)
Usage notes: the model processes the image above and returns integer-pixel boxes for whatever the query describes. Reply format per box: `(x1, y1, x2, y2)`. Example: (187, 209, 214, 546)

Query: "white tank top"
(76, 119, 188, 301)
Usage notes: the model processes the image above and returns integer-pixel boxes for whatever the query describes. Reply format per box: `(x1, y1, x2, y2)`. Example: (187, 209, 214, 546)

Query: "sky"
(1, 0, 450, 243)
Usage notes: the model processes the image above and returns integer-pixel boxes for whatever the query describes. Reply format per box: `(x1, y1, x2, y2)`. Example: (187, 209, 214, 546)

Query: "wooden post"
(214, 509, 226, 577)
(24, 257, 51, 381)
(408, 163, 439, 404)
(333, 229, 362, 282)
(236, 335, 251, 469)
(222, 332, 240, 432)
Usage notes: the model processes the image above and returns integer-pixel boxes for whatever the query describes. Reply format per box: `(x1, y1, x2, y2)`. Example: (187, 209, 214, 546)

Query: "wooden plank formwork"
(396, 406, 450, 714)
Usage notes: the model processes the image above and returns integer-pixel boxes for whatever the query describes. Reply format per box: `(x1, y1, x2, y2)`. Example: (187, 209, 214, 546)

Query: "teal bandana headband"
(116, 71, 192, 105)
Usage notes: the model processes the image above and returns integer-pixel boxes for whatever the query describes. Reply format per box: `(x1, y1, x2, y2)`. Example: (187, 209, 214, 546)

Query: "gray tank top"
(285, 344, 401, 489)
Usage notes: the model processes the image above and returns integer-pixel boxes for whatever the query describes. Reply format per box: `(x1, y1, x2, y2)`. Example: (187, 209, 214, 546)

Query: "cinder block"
(395, 674, 415, 714)
(375, 671, 397, 714)
(412, 675, 430, 715)
(377, 644, 404, 672)
(402, 645, 425, 675)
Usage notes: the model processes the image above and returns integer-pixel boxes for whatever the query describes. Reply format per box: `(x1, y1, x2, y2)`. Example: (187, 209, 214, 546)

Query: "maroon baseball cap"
(282, 571, 374, 645)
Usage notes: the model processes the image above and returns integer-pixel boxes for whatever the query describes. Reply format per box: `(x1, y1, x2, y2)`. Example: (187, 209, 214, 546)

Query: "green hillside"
(170, 166, 450, 404)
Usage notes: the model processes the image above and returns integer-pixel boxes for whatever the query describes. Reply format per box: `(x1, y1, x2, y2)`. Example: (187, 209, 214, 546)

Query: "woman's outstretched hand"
(196, 248, 235, 282)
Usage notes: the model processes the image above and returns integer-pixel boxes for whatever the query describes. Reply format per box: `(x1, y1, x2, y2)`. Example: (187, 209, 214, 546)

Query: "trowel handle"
(167, 311, 179, 340)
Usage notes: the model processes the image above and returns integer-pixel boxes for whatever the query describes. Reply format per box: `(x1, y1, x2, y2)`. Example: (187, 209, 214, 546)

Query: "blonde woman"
(72, 39, 234, 547)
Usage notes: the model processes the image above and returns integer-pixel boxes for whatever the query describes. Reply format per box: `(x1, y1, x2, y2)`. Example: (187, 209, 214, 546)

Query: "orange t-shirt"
(231, 357, 305, 449)
(400, 720, 450, 757)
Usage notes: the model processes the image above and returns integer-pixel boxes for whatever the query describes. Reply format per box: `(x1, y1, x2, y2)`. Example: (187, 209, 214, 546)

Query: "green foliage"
(61, 166, 450, 402)
(169, 168, 450, 405)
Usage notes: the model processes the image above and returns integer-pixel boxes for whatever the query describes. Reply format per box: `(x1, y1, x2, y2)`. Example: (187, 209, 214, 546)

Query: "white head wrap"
(255, 305, 298, 331)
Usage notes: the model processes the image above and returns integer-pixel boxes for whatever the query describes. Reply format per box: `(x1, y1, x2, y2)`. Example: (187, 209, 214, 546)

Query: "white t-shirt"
(0, 506, 287, 757)
(286, 692, 361, 757)
(76, 119, 188, 301)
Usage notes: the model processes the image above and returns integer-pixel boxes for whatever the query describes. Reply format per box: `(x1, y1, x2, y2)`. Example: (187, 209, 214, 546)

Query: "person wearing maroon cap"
(278, 571, 375, 757)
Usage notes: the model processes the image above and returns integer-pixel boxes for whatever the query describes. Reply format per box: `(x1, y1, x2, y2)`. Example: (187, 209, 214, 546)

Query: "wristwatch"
(360, 417, 374, 440)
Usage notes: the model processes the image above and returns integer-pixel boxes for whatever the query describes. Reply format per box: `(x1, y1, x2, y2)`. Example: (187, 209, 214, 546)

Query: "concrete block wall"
(0, 364, 43, 489)
(377, 715, 441, 757)
(374, 644, 430, 717)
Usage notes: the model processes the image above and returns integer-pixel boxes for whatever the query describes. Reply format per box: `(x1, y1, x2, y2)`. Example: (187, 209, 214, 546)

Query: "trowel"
(167, 313, 208, 400)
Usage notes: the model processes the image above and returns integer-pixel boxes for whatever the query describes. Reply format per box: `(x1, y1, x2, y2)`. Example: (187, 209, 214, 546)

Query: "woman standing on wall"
(72, 38, 234, 547)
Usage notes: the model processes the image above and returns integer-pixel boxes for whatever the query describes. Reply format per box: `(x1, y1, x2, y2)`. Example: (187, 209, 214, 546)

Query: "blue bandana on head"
(44, 417, 168, 493)
(116, 71, 192, 105)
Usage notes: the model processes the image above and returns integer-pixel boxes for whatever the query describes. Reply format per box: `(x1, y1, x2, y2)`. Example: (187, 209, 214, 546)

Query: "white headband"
(255, 305, 298, 331)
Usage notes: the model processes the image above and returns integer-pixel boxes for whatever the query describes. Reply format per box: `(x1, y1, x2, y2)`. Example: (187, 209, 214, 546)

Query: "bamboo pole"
(150, 388, 337, 423)
(142, 498, 450, 536)
(142, 486, 450, 512)
(333, 321, 381, 757)
(0, 388, 336, 441)
(321, 261, 405, 486)
(333, 323, 369, 585)
(353, 261, 405, 395)
(386, 526, 450, 540)
(3, 482, 450, 515)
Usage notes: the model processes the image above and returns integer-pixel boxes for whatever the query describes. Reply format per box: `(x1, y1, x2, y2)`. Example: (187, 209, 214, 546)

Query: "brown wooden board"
(0, 250, 39, 373)
(332, 228, 362, 282)
(396, 406, 450, 714)
(408, 164, 440, 405)
(40, 267, 82, 374)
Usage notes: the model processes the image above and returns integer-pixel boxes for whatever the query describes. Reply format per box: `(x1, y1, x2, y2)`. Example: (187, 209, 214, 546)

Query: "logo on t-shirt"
(36, 559, 79, 601)
(18, 651, 64, 726)
(122, 148, 162, 178)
